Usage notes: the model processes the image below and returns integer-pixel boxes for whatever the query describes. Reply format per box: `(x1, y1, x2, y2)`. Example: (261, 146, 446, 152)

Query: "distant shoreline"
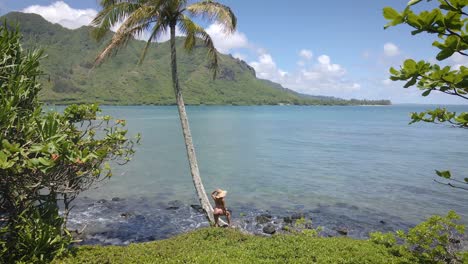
(43, 102, 393, 107)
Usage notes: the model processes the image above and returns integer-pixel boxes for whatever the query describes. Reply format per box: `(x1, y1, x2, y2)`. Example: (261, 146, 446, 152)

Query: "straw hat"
(214, 189, 227, 198)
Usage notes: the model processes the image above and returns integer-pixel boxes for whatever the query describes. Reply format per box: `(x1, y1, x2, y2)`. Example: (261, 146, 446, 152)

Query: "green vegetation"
(2, 12, 391, 106)
(0, 25, 137, 263)
(52, 212, 468, 264)
(383, 0, 467, 190)
(371, 211, 466, 263)
(53, 228, 411, 264)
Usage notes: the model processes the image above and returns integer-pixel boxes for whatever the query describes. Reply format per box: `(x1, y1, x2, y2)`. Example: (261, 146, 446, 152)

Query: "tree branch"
(434, 179, 468, 191)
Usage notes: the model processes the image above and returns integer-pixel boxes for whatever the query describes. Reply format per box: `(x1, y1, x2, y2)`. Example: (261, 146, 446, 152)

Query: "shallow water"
(60, 105, 468, 244)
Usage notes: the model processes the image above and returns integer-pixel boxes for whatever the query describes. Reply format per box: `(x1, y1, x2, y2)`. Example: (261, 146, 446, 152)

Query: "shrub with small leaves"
(371, 211, 466, 263)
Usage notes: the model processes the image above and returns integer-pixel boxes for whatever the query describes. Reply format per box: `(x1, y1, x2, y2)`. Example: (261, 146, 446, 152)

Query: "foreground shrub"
(0, 24, 137, 263)
(370, 211, 465, 263)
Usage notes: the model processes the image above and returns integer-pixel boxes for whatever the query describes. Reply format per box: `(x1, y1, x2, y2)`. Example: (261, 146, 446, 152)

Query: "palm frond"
(94, 6, 157, 65)
(186, 0, 237, 33)
(138, 21, 168, 64)
(91, 1, 141, 41)
(178, 15, 218, 79)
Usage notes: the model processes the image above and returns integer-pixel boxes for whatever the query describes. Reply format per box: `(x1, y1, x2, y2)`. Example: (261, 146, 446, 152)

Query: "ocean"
(63, 105, 468, 245)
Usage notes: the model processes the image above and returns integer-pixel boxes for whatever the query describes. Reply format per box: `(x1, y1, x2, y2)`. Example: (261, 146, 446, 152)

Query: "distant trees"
(92, 0, 237, 224)
(383, 0, 467, 190)
(0, 25, 137, 262)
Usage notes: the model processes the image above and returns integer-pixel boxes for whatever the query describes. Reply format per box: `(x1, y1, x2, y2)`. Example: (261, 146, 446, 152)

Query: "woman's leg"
(225, 211, 231, 226)
(214, 214, 220, 227)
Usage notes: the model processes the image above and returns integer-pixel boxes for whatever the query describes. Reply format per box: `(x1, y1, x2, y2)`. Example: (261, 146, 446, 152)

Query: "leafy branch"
(383, 0, 468, 191)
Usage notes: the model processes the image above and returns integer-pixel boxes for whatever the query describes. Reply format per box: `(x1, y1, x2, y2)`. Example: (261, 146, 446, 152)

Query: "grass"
(53, 228, 414, 264)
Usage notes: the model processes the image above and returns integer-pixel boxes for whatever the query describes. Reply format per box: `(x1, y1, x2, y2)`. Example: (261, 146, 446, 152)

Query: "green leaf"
(404, 77, 418, 88)
(436, 49, 455, 61)
(421, 89, 432, 96)
(389, 67, 399, 75)
(403, 59, 417, 74)
(383, 7, 401, 20)
(435, 170, 452, 179)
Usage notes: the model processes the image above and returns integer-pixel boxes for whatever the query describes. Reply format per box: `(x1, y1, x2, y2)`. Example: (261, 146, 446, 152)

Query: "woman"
(211, 189, 231, 227)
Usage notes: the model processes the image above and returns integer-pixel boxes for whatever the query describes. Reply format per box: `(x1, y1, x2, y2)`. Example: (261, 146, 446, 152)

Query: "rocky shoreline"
(65, 196, 421, 246)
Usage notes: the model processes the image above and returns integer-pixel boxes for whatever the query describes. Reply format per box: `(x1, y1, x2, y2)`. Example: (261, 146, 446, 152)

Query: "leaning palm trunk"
(92, 0, 236, 226)
(169, 24, 216, 224)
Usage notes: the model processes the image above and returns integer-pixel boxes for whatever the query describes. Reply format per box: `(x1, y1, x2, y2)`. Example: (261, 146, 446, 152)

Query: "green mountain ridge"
(3, 12, 391, 106)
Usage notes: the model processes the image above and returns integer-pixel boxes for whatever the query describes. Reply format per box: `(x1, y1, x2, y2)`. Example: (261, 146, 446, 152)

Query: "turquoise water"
(79, 105, 468, 227)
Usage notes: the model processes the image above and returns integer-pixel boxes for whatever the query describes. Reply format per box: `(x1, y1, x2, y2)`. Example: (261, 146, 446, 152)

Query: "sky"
(1, 0, 467, 104)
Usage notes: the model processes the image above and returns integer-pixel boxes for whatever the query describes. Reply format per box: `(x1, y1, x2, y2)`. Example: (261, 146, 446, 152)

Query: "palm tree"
(91, 0, 236, 224)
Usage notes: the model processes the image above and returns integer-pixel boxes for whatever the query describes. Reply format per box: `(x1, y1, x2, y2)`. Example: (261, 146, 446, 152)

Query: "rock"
(112, 197, 122, 202)
(335, 227, 348, 236)
(97, 199, 107, 204)
(304, 223, 313, 229)
(166, 206, 179, 210)
(379, 220, 386, 225)
(263, 224, 276, 235)
(283, 216, 293, 224)
(256, 214, 272, 224)
(291, 212, 305, 220)
(120, 212, 133, 218)
(190, 204, 204, 213)
(168, 200, 183, 207)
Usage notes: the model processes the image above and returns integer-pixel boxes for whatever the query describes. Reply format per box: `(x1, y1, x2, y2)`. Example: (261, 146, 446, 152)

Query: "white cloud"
(382, 79, 392, 86)
(249, 53, 287, 81)
(205, 23, 249, 54)
(249, 50, 360, 95)
(383, 42, 400, 57)
(156, 26, 183, 43)
(299, 49, 313, 60)
(232, 53, 247, 61)
(450, 53, 468, 69)
(22, 1, 97, 30)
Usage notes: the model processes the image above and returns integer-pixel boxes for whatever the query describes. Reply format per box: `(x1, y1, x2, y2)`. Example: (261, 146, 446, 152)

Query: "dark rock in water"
(283, 216, 293, 224)
(190, 204, 204, 213)
(97, 199, 107, 204)
(262, 213, 272, 218)
(291, 213, 305, 220)
(380, 220, 386, 225)
(335, 227, 348, 236)
(311, 209, 321, 214)
(256, 214, 272, 224)
(168, 200, 184, 208)
(112, 197, 122, 202)
(120, 212, 133, 218)
(166, 206, 179, 210)
(263, 224, 276, 234)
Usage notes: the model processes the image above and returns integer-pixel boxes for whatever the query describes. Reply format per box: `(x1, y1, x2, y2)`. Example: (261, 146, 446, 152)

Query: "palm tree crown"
(91, 0, 236, 77)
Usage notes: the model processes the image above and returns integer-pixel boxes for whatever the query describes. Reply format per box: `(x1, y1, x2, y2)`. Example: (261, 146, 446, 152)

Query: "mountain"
(3, 12, 391, 106)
